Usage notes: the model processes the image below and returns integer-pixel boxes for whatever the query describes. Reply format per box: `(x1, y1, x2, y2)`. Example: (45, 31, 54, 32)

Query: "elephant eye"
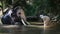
(18, 13, 21, 14)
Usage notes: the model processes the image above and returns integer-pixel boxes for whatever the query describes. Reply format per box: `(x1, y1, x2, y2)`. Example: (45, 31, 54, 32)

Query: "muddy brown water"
(0, 24, 60, 34)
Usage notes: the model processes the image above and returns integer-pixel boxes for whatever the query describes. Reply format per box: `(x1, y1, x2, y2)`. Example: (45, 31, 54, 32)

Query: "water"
(0, 25, 60, 34)
(0, 25, 44, 34)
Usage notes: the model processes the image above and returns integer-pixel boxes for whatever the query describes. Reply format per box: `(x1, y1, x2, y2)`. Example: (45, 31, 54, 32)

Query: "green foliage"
(4, 0, 60, 16)
(24, 0, 47, 16)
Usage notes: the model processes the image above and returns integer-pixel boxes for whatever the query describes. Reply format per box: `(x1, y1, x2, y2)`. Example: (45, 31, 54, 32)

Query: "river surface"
(0, 25, 60, 34)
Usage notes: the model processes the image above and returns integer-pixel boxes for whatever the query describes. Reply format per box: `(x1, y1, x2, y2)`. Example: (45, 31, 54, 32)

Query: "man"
(40, 15, 50, 26)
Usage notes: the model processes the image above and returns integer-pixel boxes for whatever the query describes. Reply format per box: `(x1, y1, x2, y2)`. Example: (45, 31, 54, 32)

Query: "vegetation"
(0, 0, 60, 19)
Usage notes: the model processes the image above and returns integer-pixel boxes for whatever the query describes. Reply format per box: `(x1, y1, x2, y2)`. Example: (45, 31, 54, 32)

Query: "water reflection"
(44, 24, 60, 34)
(0, 25, 60, 34)
(0, 25, 44, 34)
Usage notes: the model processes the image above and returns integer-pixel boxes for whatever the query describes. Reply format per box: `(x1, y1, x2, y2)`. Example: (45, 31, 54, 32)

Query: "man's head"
(40, 15, 44, 19)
